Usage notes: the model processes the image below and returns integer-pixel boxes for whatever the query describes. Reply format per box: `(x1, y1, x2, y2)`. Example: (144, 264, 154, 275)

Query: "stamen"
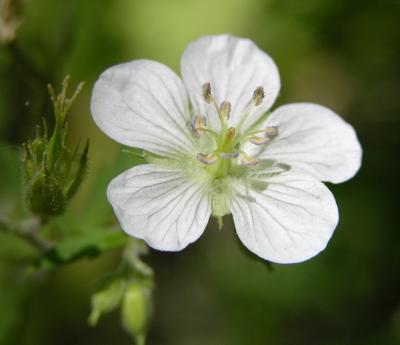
(249, 135, 270, 145)
(239, 153, 259, 166)
(202, 82, 212, 104)
(220, 152, 239, 159)
(197, 153, 218, 165)
(248, 126, 278, 146)
(253, 86, 265, 106)
(219, 101, 231, 121)
(265, 126, 278, 138)
(191, 115, 207, 138)
(224, 127, 236, 145)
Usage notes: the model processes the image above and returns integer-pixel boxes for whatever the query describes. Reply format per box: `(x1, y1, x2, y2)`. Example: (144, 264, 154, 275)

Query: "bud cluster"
(23, 76, 88, 217)
(89, 240, 154, 345)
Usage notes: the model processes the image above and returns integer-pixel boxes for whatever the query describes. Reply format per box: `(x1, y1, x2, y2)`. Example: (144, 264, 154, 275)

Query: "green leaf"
(33, 229, 128, 269)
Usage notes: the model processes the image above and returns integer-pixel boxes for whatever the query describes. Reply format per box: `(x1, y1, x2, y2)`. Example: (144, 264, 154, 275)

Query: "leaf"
(33, 229, 128, 269)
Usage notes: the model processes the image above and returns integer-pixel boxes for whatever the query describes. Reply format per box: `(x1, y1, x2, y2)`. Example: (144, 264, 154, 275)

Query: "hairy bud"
(23, 76, 88, 217)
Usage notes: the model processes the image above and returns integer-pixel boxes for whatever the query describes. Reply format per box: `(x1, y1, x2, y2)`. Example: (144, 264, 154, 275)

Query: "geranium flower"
(91, 34, 362, 263)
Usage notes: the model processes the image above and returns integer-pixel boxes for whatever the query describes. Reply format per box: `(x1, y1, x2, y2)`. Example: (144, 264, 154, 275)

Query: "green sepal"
(210, 178, 232, 223)
(65, 139, 89, 200)
(211, 191, 231, 219)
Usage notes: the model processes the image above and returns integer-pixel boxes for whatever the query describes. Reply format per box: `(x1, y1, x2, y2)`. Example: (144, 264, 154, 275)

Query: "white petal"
(230, 172, 338, 264)
(107, 164, 211, 251)
(91, 60, 195, 157)
(181, 34, 280, 132)
(256, 103, 362, 183)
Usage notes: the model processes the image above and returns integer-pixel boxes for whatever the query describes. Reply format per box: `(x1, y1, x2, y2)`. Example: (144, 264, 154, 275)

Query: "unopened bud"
(202, 82, 212, 103)
(121, 282, 152, 344)
(25, 172, 66, 216)
(88, 279, 126, 326)
(22, 77, 88, 217)
(253, 86, 265, 106)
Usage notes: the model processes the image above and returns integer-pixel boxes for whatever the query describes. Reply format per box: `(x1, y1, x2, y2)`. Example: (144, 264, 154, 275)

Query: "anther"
(197, 153, 218, 165)
(191, 115, 207, 138)
(202, 82, 212, 104)
(224, 127, 236, 145)
(219, 101, 231, 121)
(265, 126, 278, 138)
(253, 86, 265, 106)
(249, 136, 270, 145)
(239, 153, 259, 166)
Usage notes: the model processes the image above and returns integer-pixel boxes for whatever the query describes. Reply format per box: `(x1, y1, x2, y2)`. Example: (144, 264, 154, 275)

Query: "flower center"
(191, 82, 278, 178)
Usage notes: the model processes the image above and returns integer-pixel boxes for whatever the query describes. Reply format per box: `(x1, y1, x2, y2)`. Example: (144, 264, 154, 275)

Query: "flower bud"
(25, 172, 66, 216)
(88, 279, 126, 326)
(22, 77, 88, 218)
(121, 282, 153, 344)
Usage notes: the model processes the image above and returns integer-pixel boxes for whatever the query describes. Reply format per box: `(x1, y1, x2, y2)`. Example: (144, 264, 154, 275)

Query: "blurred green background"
(1, 0, 399, 344)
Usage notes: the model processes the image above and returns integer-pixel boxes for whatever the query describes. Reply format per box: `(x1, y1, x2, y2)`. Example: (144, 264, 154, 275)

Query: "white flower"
(91, 34, 362, 264)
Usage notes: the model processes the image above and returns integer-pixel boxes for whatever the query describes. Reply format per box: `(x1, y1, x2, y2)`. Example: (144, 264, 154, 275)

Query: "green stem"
(0, 217, 52, 251)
